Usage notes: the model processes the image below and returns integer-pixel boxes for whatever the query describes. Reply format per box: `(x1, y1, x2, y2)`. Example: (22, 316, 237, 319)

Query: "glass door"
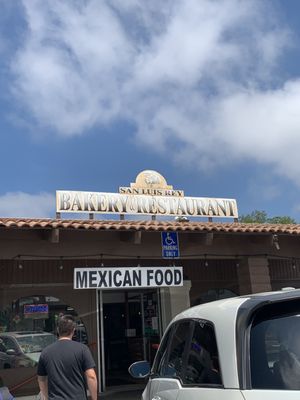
(142, 291, 161, 365)
(99, 289, 161, 388)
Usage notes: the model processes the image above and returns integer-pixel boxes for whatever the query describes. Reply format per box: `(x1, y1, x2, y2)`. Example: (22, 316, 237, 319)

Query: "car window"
(153, 326, 172, 376)
(183, 320, 222, 386)
(1, 337, 17, 351)
(156, 321, 191, 378)
(250, 299, 300, 390)
(17, 334, 56, 354)
(0, 339, 7, 352)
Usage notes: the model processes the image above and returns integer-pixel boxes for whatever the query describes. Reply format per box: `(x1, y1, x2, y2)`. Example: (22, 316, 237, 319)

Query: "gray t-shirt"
(37, 339, 95, 400)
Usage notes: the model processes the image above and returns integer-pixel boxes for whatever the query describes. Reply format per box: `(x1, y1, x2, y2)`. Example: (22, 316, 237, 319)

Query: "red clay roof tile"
(0, 217, 299, 235)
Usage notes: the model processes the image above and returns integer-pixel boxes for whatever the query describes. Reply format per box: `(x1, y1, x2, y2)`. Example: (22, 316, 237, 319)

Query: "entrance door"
(100, 289, 160, 387)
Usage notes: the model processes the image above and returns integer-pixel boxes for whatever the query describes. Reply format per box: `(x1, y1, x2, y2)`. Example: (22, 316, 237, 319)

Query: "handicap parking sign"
(161, 232, 180, 259)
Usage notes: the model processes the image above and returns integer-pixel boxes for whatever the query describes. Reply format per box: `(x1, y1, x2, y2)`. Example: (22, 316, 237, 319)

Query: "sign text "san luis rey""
(56, 170, 239, 219)
(74, 267, 183, 290)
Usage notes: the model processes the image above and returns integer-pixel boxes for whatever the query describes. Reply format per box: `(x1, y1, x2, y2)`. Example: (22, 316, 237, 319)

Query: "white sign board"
(74, 266, 183, 290)
(57, 190, 238, 219)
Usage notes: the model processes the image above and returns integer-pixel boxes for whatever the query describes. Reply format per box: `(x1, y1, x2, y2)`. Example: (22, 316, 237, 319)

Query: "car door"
(176, 319, 244, 400)
(242, 391, 300, 400)
(241, 299, 300, 400)
(144, 320, 192, 400)
(177, 388, 244, 400)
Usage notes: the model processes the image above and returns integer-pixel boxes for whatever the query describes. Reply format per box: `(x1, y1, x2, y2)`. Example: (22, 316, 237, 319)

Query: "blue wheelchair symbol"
(161, 232, 179, 258)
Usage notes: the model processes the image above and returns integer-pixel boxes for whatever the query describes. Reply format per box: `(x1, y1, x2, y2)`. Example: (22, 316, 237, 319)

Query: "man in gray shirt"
(37, 315, 97, 400)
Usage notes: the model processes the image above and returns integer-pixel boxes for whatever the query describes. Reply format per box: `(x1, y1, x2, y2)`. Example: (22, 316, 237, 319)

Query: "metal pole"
(97, 290, 106, 393)
(96, 290, 101, 394)
(157, 288, 163, 338)
(140, 293, 147, 360)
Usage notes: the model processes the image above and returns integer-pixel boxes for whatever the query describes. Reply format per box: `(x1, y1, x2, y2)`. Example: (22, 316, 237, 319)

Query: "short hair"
(58, 314, 76, 337)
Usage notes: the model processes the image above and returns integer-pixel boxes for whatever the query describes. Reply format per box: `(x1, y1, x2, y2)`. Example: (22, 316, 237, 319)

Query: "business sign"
(74, 266, 183, 290)
(161, 232, 180, 258)
(56, 170, 238, 218)
(23, 304, 49, 319)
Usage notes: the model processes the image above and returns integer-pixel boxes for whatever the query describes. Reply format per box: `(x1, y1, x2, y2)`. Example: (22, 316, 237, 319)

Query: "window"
(155, 321, 191, 378)
(165, 321, 191, 378)
(0, 340, 6, 353)
(153, 319, 222, 387)
(250, 300, 300, 390)
(1, 337, 17, 351)
(0, 293, 89, 396)
(183, 320, 222, 385)
(153, 327, 172, 376)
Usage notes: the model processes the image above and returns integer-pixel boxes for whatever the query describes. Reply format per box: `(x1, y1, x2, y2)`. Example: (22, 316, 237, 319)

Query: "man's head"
(57, 314, 76, 338)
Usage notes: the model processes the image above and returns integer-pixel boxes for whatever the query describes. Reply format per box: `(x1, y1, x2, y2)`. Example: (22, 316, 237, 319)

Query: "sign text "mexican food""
(74, 267, 183, 290)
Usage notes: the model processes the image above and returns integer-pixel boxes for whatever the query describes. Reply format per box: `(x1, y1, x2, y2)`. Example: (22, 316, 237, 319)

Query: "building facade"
(1, 218, 300, 397)
(1, 171, 300, 398)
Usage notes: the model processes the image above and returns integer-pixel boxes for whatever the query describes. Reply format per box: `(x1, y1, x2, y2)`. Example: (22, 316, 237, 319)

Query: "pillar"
(159, 280, 192, 332)
(238, 257, 271, 295)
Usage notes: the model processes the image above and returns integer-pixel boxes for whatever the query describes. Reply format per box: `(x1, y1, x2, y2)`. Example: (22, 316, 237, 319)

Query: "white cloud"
(247, 176, 282, 202)
(9, 0, 300, 185)
(213, 81, 300, 176)
(0, 192, 55, 218)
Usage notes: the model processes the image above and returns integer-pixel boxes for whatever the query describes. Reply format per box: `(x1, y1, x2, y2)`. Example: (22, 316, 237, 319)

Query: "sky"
(1, 0, 300, 221)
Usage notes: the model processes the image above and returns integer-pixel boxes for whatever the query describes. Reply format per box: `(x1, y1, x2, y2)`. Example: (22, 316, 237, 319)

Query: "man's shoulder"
(67, 340, 88, 348)
(40, 340, 59, 356)
(41, 339, 89, 355)
(58, 339, 90, 354)
(72, 341, 92, 356)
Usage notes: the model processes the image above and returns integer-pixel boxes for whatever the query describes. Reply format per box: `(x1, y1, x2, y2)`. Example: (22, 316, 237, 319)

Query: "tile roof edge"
(0, 217, 300, 235)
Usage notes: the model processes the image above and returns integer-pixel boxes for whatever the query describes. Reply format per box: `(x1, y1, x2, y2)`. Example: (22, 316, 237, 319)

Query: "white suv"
(129, 289, 300, 400)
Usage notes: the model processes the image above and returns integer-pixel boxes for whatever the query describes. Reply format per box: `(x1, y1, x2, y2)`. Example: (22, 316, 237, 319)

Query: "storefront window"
(0, 293, 88, 397)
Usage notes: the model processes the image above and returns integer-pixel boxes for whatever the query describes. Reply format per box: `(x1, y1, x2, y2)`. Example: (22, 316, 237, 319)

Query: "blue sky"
(1, 0, 300, 221)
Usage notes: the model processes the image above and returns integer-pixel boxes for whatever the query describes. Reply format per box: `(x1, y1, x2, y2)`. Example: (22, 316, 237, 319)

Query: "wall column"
(237, 257, 271, 295)
(159, 280, 192, 332)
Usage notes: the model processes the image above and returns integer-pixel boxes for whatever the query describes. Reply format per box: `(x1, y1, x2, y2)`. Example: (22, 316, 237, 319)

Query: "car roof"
(0, 331, 54, 338)
(174, 287, 300, 323)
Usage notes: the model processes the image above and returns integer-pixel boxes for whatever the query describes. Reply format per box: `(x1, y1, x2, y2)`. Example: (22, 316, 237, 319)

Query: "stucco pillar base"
(238, 257, 271, 295)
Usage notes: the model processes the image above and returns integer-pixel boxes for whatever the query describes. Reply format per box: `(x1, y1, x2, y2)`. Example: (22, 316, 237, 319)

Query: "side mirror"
(128, 361, 150, 378)
(6, 349, 16, 356)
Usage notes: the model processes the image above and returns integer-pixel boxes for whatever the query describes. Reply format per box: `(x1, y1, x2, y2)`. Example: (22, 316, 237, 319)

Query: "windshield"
(17, 334, 56, 354)
(250, 300, 300, 390)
